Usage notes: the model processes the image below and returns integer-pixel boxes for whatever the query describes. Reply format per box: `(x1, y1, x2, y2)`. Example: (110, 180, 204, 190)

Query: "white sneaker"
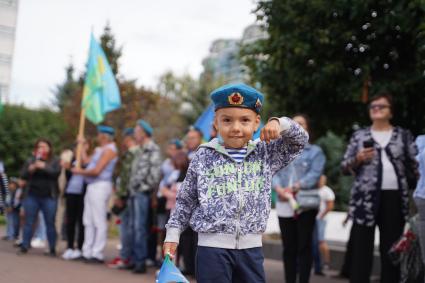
(31, 238, 46, 249)
(62, 249, 73, 260)
(69, 249, 82, 260)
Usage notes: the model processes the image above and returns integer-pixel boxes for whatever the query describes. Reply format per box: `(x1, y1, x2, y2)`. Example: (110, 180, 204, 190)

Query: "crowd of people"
(0, 85, 424, 283)
(0, 118, 206, 276)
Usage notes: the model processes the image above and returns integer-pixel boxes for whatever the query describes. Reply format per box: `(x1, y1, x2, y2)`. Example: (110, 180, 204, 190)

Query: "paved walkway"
(0, 228, 345, 282)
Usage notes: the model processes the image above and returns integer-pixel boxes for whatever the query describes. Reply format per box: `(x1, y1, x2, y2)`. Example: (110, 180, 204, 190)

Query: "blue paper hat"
(122, 127, 134, 137)
(157, 255, 189, 283)
(210, 83, 264, 113)
(97, 125, 115, 136)
(137, 119, 153, 136)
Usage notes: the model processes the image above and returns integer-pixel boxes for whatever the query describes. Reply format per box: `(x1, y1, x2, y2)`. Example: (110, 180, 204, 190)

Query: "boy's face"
(214, 107, 260, 149)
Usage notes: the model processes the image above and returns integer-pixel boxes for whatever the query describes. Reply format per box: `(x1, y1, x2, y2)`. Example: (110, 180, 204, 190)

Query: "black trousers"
(279, 209, 318, 283)
(65, 193, 84, 250)
(179, 227, 198, 275)
(350, 190, 405, 283)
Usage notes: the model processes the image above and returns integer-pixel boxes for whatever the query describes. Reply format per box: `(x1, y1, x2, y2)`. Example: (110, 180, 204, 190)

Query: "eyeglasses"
(369, 104, 390, 110)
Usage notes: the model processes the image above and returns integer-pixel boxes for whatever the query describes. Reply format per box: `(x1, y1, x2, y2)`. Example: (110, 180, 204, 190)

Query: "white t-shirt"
(318, 186, 335, 220)
(371, 130, 398, 190)
(276, 198, 295, 218)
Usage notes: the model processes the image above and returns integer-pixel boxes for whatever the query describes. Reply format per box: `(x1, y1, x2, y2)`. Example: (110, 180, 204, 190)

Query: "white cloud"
(10, 0, 257, 107)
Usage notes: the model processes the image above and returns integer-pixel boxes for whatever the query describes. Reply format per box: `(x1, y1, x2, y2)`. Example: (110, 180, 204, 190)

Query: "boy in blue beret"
(164, 83, 308, 282)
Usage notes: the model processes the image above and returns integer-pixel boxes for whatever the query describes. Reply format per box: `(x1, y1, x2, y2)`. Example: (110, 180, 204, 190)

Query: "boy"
(5, 178, 22, 241)
(163, 83, 308, 282)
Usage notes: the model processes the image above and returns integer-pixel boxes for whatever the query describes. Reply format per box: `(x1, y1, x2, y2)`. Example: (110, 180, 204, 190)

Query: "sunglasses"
(369, 104, 390, 110)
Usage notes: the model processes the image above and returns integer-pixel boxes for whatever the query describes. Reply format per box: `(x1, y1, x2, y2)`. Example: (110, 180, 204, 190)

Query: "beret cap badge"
(228, 92, 244, 105)
(255, 98, 262, 110)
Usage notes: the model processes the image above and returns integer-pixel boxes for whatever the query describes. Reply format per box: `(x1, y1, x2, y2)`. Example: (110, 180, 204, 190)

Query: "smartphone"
(363, 140, 374, 148)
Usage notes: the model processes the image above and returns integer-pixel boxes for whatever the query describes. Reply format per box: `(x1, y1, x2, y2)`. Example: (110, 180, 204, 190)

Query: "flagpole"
(75, 108, 86, 168)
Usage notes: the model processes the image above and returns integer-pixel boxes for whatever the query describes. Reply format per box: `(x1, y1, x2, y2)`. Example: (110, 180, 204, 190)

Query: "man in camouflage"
(128, 120, 161, 274)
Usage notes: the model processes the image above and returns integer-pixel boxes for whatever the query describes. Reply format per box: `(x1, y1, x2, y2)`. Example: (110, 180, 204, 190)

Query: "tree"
(52, 62, 80, 111)
(99, 22, 122, 77)
(0, 105, 66, 176)
(242, 0, 425, 136)
(156, 71, 211, 125)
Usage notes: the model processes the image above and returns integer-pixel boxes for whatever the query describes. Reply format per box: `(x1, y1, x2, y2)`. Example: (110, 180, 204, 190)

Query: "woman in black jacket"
(341, 93, 418, 283)
(19, 138, 61, 255)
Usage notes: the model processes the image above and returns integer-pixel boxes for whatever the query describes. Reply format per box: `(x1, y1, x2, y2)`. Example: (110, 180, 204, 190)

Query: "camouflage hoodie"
(165, 117, 308, 249)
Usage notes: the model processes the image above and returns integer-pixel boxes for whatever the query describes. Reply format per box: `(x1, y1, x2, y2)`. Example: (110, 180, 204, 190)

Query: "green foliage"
(52, 62, 80, 111)
(0, 105, 66, 177)
(242, 0, 425, 136)
(316, 131, 353, 211)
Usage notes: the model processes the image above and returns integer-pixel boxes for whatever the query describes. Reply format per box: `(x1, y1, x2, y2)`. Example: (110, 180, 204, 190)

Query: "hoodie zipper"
(235, 163, 243, 249)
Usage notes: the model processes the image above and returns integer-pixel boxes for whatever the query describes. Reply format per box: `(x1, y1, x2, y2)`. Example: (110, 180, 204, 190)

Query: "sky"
(9, 0, 258, 107)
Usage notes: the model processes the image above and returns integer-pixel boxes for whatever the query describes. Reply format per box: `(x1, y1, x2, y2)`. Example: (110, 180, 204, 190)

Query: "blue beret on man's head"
(137, 119, 153, 136)
(97, 125, 115, 136)
(210, 83, 264, 114)
(122, 127, 134, 137)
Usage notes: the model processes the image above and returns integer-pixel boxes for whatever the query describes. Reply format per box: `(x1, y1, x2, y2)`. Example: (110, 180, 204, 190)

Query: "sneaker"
(132, 263, 147, 274)
(14, 239, 22, 247)
(17, 247, 28, 255)
(62, 249, 74, 260)
(44, 249, 56, 257)
(146, 259, 156, 267)
(69, 249, 82, 260)
(31, 238, 46, 249)
(107, 257, 129, 269)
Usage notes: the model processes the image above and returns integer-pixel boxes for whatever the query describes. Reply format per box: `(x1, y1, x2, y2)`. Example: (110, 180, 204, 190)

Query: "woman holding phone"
(19, 138, 61, 256)
(341, 93, 418, 283)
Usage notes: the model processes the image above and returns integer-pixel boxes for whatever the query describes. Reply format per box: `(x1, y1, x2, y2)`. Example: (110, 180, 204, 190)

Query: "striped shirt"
(225, 147, 247, 163)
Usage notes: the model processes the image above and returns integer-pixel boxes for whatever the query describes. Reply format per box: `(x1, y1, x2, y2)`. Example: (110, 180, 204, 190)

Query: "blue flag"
(194, 105, 263, 141)
(157, 255, 189, 283)
(82, 34, 121, 124)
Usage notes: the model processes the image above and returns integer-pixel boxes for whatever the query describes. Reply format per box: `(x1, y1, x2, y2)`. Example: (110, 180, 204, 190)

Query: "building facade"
(0, 0, 18, 103)
(201, 24, 268, 85)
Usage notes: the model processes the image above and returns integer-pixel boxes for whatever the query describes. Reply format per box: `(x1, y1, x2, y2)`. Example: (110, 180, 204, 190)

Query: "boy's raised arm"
(262, 117, 309, 175)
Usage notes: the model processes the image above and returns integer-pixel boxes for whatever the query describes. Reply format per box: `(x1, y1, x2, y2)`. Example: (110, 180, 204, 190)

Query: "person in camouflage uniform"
(128, 120, 162, 274)
(108, 128, 138, 269)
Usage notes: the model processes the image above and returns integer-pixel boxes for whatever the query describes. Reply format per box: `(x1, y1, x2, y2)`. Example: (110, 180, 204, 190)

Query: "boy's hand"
(163, 242, 178, 259)
(260, 119, 280, 143)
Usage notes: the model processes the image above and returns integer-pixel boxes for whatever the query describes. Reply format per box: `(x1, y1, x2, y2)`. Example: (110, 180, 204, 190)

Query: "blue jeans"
(119, 206, 132, 260)
(6, 210, 20, 240)
(129, 192, 150, 265)
(22, 194, 57, 250)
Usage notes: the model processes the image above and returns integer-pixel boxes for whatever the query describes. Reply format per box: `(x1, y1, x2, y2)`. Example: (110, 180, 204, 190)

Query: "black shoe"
(86, 258, 104, 264)
(118, 263, 135, 270)
(315, 271, 325, 276)
(132, 263, 147, 274)
(17, 247, 28, 255)
(44, 249, 56, 257)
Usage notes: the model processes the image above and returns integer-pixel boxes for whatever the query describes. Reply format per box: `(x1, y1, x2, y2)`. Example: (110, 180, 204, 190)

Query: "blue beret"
(210, 83, 264, 113)
(169, 138, 183, 149)
(137, 119, 153, 136)
(97, 125, 115, 136)
(122, 127, 134, 137)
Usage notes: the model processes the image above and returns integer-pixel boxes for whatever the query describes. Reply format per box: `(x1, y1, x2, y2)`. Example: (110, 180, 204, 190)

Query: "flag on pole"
(82, 34, 121, 124)
(156, 255, 189, 283)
